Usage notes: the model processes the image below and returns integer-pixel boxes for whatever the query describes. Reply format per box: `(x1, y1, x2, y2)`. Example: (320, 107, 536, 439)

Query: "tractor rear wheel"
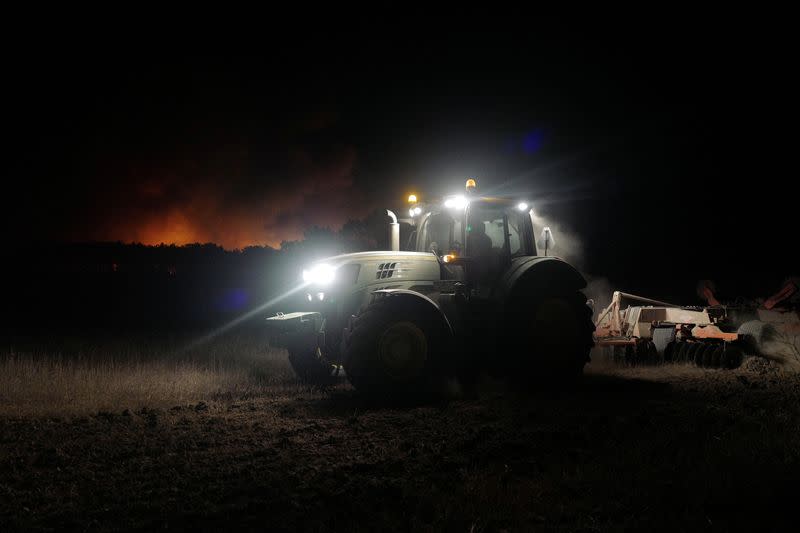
(506, 289, 594, 382)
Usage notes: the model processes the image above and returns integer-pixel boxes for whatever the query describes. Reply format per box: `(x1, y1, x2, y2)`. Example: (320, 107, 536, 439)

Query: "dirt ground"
(2, 356, 799, 532)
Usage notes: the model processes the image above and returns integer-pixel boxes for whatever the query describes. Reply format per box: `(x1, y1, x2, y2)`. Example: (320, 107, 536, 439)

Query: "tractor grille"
(376, 262, 398, 279)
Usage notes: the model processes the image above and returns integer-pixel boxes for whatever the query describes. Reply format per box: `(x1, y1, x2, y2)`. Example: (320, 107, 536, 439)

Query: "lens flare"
(183, 282, 310, 350)
(444, 196, 467, 209)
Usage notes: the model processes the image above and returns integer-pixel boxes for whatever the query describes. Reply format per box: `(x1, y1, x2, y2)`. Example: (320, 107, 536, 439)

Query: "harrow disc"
(686, 343, 701, 364)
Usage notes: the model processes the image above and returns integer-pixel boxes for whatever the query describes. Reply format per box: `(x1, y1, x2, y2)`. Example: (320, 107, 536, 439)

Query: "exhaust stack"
(386, 210, 400, 251)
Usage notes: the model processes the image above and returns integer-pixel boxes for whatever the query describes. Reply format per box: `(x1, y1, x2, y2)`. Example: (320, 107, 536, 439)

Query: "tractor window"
(421, 213, 459, 255)
(399, 221, 415, 251)
(467, 206, 526, 258)
(507, 215, 523, 256)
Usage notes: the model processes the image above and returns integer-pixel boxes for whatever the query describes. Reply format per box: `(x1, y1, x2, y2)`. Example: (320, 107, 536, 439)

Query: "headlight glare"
(444, 195, 467, 209)
(302, 263, 336, 285)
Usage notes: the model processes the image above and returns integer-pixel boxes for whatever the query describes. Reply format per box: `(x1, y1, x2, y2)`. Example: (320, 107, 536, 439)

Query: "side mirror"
(537, 227, 556, 256)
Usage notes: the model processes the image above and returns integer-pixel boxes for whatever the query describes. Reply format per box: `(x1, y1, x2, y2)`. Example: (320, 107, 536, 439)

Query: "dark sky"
(5, 12, 794, 286)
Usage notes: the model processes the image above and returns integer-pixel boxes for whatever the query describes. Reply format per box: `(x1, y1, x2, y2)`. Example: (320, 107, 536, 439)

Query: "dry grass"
(0, 331, 298, 417)
(3, 336, 800, 530)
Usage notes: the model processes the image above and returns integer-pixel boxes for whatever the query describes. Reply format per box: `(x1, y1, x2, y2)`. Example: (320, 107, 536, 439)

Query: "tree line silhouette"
(1, 209, 404, 333)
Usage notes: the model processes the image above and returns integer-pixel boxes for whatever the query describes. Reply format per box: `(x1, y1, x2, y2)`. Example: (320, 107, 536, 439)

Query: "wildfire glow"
(74, 145, 367, 249)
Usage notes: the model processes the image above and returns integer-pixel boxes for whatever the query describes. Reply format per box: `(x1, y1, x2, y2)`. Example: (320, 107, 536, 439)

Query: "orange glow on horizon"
(74, 143, 364, 250)
(116, 211, 296, 250)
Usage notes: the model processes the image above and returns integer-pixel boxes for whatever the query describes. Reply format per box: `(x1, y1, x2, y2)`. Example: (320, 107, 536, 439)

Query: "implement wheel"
(625, 344, 637, 367)
(674, 342, 688, 362)
(663, 342, 676, 363)
(695, 344, 712, 368)
(646, 341, 660, 364)
(722, 345, 744, 369)
(708, 345, 722, 368)
(686, 343, 701, 364)
(612, 345, 626, 365)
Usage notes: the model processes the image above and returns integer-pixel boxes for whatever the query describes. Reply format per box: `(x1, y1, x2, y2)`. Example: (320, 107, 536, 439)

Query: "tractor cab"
(407, 182, 540, 285)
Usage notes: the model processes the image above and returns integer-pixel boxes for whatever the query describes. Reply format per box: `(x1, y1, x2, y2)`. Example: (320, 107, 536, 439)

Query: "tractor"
(265, 179, 595, 395)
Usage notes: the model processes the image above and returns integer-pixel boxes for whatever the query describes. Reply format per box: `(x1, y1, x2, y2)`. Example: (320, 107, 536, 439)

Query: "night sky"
(5, 13, 794, 291)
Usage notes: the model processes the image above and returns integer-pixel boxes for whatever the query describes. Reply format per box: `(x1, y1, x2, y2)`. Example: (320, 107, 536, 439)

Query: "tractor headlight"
(302, 263, 336, 286)
(444, 195, 467, 209)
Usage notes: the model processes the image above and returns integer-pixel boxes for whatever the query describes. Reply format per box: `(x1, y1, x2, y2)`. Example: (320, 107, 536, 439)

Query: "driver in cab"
(467, 221, 493, 259)
(466, 221, 494, 280)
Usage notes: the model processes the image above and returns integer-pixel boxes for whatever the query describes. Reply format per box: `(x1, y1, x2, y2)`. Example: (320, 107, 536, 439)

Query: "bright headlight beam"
(183, 282, 308, 351)
(444, 195, 468, 209)
(302, 263, 336, 285)
(517, 202, 529, 211)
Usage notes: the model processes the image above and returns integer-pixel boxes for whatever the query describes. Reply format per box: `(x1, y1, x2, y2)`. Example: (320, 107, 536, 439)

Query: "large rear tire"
(342, 296, 448, 397)
(506, 289, 594, 382)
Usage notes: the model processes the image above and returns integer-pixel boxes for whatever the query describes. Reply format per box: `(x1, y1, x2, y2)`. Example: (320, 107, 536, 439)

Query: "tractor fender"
(496, 256, 586, 302)
(370, 289, 455, 338)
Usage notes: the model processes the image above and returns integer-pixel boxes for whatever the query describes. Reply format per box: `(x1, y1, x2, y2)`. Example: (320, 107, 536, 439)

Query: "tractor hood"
(311, 251, 436, 265)
(301, 251, 440, 288)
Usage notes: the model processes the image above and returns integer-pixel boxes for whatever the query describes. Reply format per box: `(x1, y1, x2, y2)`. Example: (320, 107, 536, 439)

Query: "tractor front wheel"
(342, 297, 448, 397)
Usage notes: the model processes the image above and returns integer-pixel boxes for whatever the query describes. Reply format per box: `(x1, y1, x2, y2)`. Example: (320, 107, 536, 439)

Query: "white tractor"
(266, 179, 594, 395)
